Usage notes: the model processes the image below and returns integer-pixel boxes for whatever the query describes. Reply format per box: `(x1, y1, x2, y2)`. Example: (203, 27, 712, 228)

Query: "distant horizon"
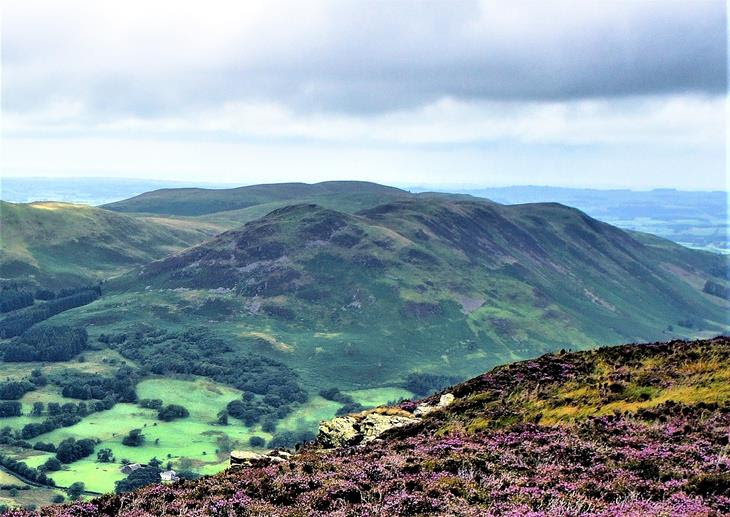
(1, 176, 727, 195)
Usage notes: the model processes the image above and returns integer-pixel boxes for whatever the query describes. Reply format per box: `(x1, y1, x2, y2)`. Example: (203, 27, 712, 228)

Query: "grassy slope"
(10, 337, 730, 516)
(54, 199, 728, 393)
(0, 201, 217, 288)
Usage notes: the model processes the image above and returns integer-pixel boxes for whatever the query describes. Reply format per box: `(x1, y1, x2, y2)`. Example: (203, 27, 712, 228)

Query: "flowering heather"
(7, 337, 730, 516)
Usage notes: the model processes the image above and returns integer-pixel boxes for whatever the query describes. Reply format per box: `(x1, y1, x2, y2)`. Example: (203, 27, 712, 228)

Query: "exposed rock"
(439, 393, 455, 407)
(230, 449, 288, 468)
(230, 450, 265, 467)
(414, 392, 455, 416)
(318, 410, 419, 448)
(358, 413, 418, 442)
(318, 415, 360, 448)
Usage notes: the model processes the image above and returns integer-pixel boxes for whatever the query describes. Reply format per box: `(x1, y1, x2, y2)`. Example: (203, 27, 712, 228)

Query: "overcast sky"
(1, 0, 727, 189)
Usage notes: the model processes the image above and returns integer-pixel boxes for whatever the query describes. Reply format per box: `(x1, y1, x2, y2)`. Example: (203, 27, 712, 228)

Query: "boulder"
(318, 415, 360, 448)
(358, 413, 419, 442)
(413, 392, 455, 417)
(439, 393, 455, 407)
(318, 411, 419, 448)
(230, 450, 288, 468)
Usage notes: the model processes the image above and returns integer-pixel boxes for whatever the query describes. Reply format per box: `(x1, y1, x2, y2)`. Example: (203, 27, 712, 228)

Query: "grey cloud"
(2, 0, 726, 117)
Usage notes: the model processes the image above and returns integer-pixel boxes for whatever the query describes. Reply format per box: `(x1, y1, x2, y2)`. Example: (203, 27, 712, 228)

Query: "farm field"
(0, 369, 410, 495)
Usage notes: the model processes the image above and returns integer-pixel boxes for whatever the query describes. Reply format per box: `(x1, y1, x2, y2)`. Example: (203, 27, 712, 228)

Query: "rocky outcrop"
(318, 395, 455, 448)
(230, 449, 292, 468)
(414, 393, 455, 417)
(318, 410, 420, 448)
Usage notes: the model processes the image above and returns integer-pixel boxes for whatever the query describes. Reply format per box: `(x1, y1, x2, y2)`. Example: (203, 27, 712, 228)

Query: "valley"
(0, 182, 727, 509)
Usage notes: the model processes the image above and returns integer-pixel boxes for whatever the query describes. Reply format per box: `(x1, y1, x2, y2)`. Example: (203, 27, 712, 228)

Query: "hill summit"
(11, 336, 730, 516)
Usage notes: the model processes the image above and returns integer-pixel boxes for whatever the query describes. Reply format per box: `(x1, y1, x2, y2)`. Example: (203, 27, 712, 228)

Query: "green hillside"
(101, 181, 410, 216)
(67, 198, 728, 391)
(0, 201, 217, 289)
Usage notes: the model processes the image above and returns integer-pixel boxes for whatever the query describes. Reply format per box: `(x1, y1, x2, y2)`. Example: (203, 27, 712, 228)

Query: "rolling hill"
(90, 197, 729, 389)
(10, 336, 730, 516)
(0, 201, 218, 289)
(101, 181, 410, 216)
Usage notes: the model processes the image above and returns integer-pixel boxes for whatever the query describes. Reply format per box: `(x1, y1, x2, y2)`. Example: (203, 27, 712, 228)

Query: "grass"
(0, 200, 215, 289)
(8, 375, 381, 496)
(455, 341, 730, 430)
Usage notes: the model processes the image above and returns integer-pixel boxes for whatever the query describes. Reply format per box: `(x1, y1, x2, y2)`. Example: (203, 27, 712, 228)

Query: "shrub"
(56, 438, 96, 464)
(122, 429, 145, 447)
(158, 404, 189, 422)
(248, 436, 265, 448)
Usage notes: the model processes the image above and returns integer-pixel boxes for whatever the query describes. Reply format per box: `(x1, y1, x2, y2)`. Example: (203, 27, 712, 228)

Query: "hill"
(11, 336, 730, 516)
(446, 186, 729, 253)
(101, 181, 410, 216)
(0, 201, 217, 289)
(89, 198, 729, 390)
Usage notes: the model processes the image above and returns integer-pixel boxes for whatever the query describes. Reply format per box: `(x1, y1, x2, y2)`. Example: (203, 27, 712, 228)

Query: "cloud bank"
(1, 0, 726, 189)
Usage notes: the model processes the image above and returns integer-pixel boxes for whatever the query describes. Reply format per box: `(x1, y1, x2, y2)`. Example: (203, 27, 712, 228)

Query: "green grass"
(0, 200, 215, 288)
(6, 375, 370, 495)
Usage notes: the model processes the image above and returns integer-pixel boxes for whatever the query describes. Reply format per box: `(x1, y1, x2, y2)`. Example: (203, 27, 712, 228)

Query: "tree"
(0, 401, 22, 417)
(0, 290, 33, 313)
(41, 457, 61, 472)
(56, 438, 95, 463)
(248, 436, 265, 448)
(66, 481, 85, 501)
(157, 404, 189, 422)
(148, 457, 162, 468)
(31, 402, 44, 416)
(122, 428, 144, 447)
(0, 381, 35, 400)
(97, 448, 114, 463)
(217, 410, 228, 425)
(139, 399, 163, 410)
(115, 465, 160, 494)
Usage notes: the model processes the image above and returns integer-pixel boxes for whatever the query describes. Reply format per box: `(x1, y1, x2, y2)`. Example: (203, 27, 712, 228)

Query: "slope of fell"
(97, 198, 729, 389)
(13, 337, 730, 516)
(0, 201, 216, 288)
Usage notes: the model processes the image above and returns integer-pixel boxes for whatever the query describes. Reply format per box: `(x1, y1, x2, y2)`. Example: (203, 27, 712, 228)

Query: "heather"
(7, 337, 730, 516)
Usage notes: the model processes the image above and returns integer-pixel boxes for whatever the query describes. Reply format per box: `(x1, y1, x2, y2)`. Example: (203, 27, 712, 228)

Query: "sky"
(1, 0, 727, 190)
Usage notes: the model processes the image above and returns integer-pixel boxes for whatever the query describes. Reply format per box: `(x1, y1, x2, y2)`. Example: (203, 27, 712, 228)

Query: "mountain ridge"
(93, 196, 729, 390)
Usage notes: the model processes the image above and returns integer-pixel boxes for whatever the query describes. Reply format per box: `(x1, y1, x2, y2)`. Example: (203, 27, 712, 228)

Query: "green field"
(0, 372, 385, 496)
